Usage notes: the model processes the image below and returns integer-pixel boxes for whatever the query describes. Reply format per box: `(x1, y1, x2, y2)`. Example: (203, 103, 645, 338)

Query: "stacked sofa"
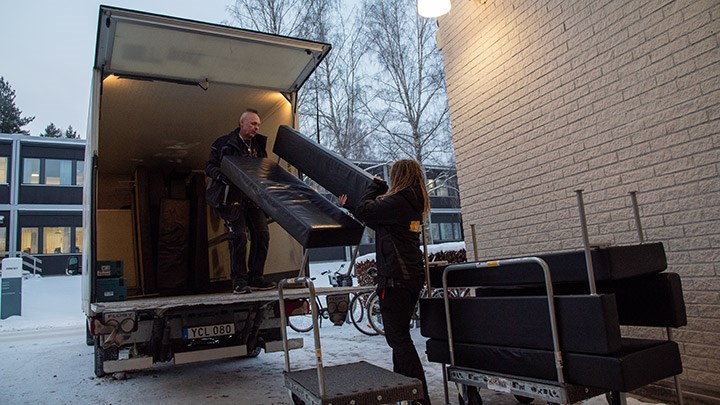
(220, 125, 374, 249)
(420, 242, 685, 394)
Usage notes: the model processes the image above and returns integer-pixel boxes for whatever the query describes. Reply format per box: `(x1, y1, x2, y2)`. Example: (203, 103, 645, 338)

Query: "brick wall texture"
(438, 0, 719, 396)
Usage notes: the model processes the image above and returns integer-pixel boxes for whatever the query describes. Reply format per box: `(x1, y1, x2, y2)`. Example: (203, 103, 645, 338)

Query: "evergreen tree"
(64, 125, 79, 139)
(41, 123, 63, 137)
(0, 77, 35, 135)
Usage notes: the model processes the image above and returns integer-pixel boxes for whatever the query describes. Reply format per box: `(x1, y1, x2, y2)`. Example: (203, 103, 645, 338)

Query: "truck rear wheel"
(94, 336, 119, 377)
(245, 346, 262, 358)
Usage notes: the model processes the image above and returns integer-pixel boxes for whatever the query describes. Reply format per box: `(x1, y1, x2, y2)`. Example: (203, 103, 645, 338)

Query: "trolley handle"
(278, 277, 327, 397)
(441, 257, 565, 385)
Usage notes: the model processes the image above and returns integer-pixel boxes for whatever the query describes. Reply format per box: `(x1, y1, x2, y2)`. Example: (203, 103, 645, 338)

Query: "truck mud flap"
(103, 356, 154, 375)
(265, 337, 303, 353)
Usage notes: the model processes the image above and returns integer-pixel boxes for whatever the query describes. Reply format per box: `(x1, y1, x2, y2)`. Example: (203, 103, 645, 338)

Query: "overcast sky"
(0, 1, 232, 137)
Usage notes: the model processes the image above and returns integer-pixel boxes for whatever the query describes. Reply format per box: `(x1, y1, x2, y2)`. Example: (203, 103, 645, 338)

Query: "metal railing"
(1, 251, 43, 276)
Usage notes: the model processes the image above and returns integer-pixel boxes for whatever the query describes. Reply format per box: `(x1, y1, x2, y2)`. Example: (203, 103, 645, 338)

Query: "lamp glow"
(417, 0, 451, 18)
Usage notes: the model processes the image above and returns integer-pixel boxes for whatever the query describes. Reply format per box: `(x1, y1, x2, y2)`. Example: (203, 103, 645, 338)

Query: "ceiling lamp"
(417, 0, 452, 18)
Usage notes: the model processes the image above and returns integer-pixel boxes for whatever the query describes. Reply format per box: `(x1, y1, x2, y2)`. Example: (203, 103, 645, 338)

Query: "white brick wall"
(439, 0, 719, 397)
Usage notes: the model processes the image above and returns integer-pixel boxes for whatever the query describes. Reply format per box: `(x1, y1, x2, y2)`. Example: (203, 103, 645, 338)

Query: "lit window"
(0, 157, 7, 184)
(21, 227, 39, 254)
(45, 160, 73, 185)
(74, 227, 83, 252)
(43, 226, 71, 254)
(0, 226, 6, 251)
(23, 158, 40, 184)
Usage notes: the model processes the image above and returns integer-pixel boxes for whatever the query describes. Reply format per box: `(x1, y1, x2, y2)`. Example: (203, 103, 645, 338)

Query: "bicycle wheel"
(287, 297, 321, 333)
(431, 287, 470, 298)
(366, 291, 385, 335)
(350, 291, 378, 336)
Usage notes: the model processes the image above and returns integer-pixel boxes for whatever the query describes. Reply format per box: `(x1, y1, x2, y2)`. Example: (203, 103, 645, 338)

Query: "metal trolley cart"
(278, 277, 426, 405)
(441, 257, 606, 405)
(436, 190, 685, 405)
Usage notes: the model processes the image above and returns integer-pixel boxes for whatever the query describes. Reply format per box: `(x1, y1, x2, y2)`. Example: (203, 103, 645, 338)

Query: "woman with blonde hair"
(340, 159, 431, 405)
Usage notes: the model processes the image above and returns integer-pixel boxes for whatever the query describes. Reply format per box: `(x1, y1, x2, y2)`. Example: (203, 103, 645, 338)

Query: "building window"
(361, 228, 376, 245)
(431, 222, 462, 242)
(43, 226, 72, 254)
(21, 158, 83, 185)
(45, 160, 73, 185)
(21, 227, 39, 254)
(23, 158, 41, 184)
(0, 157, 7, 184)
(74, 226, 83, 252)
(0, 226, 6, 252)
(76, 161, 84, 185)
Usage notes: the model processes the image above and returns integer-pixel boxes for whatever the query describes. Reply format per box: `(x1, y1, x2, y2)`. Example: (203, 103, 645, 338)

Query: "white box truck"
(82, 6, 334, 377)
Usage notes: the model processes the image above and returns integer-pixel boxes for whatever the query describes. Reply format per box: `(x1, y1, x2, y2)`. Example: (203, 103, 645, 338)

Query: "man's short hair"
(240, 108, 260, 123)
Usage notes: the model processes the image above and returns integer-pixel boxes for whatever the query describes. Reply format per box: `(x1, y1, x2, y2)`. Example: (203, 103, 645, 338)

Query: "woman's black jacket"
(352, 182, 425, 288)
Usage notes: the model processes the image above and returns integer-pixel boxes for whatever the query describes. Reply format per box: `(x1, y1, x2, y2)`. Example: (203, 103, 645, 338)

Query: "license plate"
(486, 376, 511, 393)
(183, 323, 235, 340)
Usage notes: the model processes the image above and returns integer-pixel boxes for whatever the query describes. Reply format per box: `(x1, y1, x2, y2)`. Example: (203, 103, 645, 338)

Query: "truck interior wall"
(96, 209, 139, 293)
(96, 173, 133, 209)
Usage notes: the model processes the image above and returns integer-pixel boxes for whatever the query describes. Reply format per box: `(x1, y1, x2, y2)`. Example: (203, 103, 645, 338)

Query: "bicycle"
(364, 278, 471, 336)
(286, 294, 326, 333)
(286, 264, 354, 333)
(348, 266, 381, 336)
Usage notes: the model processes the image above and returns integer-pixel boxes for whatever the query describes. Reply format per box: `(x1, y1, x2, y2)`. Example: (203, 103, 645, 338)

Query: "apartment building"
(0, 134, 85, 275)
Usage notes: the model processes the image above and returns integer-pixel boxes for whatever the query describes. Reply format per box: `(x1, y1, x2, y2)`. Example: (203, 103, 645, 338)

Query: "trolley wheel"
(514, 394, 534, 404)
(459, 386, 482, 405)
(290, 392, 305, 405)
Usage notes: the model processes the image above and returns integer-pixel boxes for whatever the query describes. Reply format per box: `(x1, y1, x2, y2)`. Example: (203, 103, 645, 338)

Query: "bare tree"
(226, 0, 307, 36)
(226, 0, 376, 160)
(300, 5, 376, 159)
(362, 0, 452, 165)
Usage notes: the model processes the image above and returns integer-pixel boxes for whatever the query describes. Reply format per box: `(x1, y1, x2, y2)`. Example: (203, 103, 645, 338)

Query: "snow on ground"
(0, 265, 663, 405)
(356, 242, 466, 265)
(0, 274, 86, 332)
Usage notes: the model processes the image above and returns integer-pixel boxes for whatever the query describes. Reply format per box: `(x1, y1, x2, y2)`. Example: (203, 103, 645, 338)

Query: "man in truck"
(206, 109, 276, 294)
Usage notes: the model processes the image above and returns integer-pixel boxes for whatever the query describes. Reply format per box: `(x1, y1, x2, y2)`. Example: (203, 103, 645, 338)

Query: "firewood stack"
(354, 247, 467, 286)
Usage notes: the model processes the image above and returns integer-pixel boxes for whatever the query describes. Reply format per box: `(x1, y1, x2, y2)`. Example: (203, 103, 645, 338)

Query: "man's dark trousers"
(227, 202, 269, 282)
